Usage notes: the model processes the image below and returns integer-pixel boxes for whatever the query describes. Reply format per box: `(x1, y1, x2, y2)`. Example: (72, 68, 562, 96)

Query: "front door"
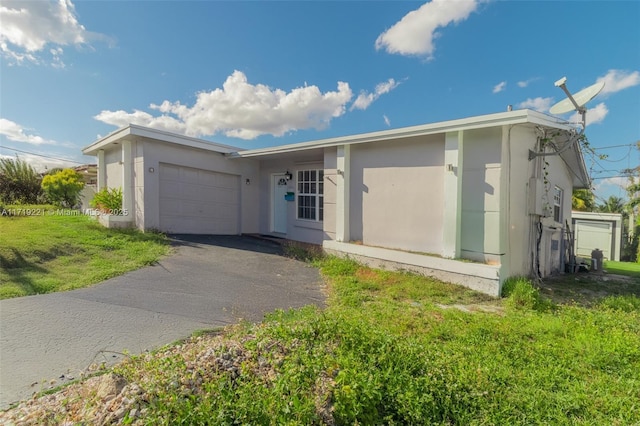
(272, 174, 288, 234)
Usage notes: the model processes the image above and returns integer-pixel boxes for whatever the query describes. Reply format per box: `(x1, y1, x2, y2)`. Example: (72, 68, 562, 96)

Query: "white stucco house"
(82, 109, 590, 296)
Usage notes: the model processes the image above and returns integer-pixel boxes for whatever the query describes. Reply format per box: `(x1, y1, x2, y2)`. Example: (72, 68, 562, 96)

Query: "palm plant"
(598, 195, 626, 214)
(0, 158, 42, 204)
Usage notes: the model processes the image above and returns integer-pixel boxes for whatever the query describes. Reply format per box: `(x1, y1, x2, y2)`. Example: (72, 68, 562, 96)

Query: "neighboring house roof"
(81, 109, 590, 188)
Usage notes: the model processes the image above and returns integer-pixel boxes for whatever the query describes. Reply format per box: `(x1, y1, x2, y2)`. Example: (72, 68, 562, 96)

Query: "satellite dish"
(528, 76, 604, 162)
(549, 80, 605, 115)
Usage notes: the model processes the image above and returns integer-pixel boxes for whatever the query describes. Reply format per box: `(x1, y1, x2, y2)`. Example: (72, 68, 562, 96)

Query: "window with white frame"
(553, 186, 563, 223)
(297, 169, 324, 221)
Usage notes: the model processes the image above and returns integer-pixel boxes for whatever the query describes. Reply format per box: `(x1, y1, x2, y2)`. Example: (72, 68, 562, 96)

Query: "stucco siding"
(323, 148, 338, 241)
(349, 134, 445, 254)
(460, 127, 502, 264)
(505, 125, 538, 277)
(256, 155, 325, 244)
(104, 148, 123, 189)
(505, 125, 575, 278)
(540, 150, 573, 275)
(133, 145, 145, 229)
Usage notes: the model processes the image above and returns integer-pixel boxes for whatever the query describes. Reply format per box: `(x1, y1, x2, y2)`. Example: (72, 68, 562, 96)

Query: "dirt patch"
(539, 272, 640, 306)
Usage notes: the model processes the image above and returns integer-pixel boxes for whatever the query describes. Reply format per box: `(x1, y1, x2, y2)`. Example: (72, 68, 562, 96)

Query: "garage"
(575, 220, 612, 260)
(572, 211, 623, 262)
(159, 163, 240, 234)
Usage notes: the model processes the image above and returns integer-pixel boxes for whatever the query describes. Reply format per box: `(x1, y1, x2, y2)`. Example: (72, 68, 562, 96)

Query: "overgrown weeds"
(5, 256, 640, 424)
(502, 276, 554, 311)
(107, 260, 640, 424)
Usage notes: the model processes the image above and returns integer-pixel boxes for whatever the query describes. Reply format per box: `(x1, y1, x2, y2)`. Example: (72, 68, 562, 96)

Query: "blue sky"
(1, 0, 638, 204)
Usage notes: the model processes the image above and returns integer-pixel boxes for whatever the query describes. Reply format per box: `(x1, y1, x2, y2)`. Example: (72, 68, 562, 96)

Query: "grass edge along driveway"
(0, 210, 170, 299)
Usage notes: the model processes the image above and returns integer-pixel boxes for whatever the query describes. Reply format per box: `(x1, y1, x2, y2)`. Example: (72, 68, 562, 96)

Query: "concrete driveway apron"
(0, 235, 325, 409)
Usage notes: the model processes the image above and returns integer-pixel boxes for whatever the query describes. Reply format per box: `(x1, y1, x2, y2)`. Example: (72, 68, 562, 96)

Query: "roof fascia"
(232, 110, 569, 159)
(82, 124, 243, 156)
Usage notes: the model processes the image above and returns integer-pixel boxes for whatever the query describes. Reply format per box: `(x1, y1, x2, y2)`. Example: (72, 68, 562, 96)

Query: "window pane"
(319, 182, 324, 194)
(311, 170, 316, 181)
(311, 183, 316, 193)
(304, 170, 310, 181)
(298, 171, 303, 181)
(319, 170, 324, 180)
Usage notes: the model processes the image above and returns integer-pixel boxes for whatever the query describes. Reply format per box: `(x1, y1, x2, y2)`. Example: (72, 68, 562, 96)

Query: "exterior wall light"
(245, 178, 251, 185)
(285, 171, 293, 181)
(148, 167, 155, 173)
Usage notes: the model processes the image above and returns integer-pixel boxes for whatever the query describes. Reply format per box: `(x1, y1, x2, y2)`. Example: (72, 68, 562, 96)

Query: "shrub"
(41, 169, 85, 207)
(0, 158, 42, 204)
(90, 187, 122, 213)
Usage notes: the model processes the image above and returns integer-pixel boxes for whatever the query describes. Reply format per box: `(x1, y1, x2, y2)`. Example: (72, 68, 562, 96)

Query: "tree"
(597, 195, 626, 214)
(572, 188, 595, 211)
(621, 140, 640, 262)
(41, 169, 85, 208)
(0, 157, 42, 204)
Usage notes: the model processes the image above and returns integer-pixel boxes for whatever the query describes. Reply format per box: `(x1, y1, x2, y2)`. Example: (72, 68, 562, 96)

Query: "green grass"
(0, 206, 170, 299)
(605, 260, 640, 278)
(104, 256, 640, 425)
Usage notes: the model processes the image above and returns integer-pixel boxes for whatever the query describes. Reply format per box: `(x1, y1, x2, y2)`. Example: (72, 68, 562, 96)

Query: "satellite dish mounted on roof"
(528, 76, 605, 161)
(549, 77, 605, 129)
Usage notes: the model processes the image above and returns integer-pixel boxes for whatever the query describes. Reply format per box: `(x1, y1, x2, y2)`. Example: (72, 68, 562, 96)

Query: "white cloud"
(0, 0, 107, 66)
(375, 0, 480, 58)
(594, 176, 629, 192)
(94, 109, 187, 134)
(593, 176, 630, 201)
(569, 102, 608, 126)
(0, 118, 56, 145)
(492, 81, 506, 93)
(517, 97, 554, 112)
(383, 115, 391, 126)
(351, 78, 400, 111)
(517, 77, 538, 88)
(597, 69, 640, 95)
(95, 70, 354, 140)
(0, 152, 77, 173)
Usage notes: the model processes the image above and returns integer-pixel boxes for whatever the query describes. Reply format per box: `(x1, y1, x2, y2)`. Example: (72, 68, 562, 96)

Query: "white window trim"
(296, 169, 324, 222)
(553, 186, 563, 223)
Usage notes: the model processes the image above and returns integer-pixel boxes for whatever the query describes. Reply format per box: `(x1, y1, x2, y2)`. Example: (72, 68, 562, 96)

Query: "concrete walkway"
(0, 235, 324, 409)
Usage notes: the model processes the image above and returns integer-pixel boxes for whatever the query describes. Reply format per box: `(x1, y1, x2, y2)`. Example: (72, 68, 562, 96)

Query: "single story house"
(571, 211, 623, 261)
(82, 109, 590, 296)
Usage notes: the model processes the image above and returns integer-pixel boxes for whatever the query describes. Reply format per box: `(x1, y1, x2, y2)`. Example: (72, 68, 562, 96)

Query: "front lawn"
(605, 260, 640, 278)
(0, 207, 170, 299)
(7, 255, 636, 424)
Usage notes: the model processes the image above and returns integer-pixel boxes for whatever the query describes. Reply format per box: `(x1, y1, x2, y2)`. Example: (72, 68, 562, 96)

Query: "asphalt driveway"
(0, 235, 325, 409)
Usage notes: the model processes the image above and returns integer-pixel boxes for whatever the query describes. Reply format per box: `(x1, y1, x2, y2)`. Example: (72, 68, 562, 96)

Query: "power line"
(591, 175, 632, 180)
(592, 143, 638, 150)
(0, 145, 85, 165)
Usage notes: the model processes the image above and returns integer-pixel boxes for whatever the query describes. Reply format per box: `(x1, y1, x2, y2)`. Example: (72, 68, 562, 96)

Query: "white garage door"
(159, 163, 240, 234)
(575, 220, 612, 260)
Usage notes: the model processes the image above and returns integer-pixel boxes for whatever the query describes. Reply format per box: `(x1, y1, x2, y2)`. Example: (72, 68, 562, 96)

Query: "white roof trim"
(231, 109, 573, 158)
(82, 124, 243, 156)
(572, 211, 623, 221)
